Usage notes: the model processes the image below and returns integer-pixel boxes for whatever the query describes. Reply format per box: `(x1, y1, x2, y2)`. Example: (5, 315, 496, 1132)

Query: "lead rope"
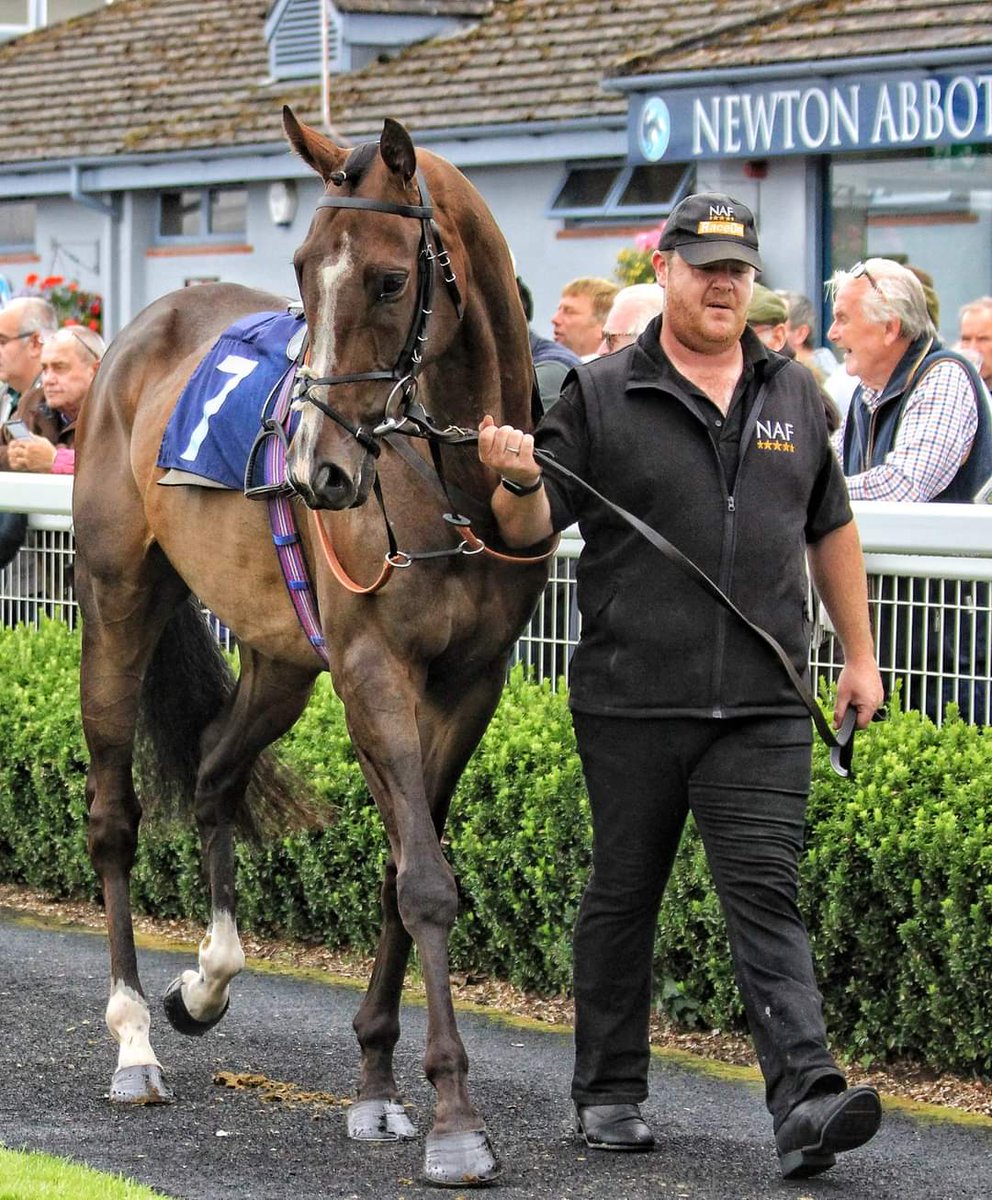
(530, 446, 858, 777)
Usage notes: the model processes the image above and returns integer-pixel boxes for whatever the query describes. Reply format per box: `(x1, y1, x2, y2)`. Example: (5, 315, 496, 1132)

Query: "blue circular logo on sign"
(638, 97, 671, 162)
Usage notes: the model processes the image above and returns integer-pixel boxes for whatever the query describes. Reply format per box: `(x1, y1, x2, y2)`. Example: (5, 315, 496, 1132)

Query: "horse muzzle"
(287, 446, 376, 511)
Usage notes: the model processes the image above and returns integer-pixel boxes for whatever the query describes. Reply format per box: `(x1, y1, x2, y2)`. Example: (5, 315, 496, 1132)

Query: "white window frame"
(547, 159, 694, 227)
(156, 187, 248, 246)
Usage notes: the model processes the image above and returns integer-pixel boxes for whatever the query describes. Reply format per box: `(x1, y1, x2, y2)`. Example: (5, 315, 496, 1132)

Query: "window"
(830, 146, 992, 341)
(158, 188, 247, 243)
(0, 0, 106, 39)
(549, 160, 693, 228)
(47, 0, 105, 21)
(0, 200, 36, 251)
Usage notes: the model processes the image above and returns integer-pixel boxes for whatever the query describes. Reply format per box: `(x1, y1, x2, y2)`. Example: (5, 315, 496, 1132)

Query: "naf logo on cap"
(658, 192, 762, 271)
(696, 203, 746, 240)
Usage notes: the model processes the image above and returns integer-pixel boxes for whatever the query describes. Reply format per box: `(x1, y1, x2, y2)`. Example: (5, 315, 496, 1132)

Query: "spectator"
(751, 287, 840, 431)
(7, 326, 105, 474)
(776, 289, 838, 383)
(596, 283, 664, 355)
(747, 284, 790, 352)
(517, 276, 579, 412)
(0, 297, 59, 468)
(906, 264, 940, 329)
(480, 191, 883, 1180)
(828, 257, 992, 720)
(551, 277, 619, 361)
(829, 258, 991, 502)
(958, 296, 992, 388)
(0, 298, 58, 570)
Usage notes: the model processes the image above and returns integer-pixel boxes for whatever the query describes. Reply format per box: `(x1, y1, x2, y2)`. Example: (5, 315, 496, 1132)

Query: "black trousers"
(569, 712, 845, 1128)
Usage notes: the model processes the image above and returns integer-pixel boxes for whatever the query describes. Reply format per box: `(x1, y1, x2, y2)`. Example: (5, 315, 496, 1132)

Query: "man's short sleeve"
(806, 437, 853, 543)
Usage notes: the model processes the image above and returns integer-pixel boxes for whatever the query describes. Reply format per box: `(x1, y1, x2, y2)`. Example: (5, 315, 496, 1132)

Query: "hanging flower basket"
(18, 273, 103, 335)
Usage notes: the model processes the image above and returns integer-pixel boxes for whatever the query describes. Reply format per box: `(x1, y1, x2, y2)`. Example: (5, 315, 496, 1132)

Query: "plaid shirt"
(832, 359, 978, 501)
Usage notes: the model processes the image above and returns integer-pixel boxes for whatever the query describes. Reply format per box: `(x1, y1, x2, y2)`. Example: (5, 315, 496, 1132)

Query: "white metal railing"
(2, 478, 990, 725)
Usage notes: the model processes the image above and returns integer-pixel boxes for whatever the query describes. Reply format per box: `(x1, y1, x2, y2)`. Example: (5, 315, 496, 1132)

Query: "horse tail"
(135, 597, 315, 838)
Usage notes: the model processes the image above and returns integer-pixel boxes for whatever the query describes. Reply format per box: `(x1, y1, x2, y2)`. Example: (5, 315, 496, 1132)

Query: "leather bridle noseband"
(293, 171, 465, 454)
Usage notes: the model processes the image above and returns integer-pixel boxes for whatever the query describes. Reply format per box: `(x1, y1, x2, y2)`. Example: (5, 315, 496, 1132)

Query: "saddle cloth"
(157, 310, 303, 490)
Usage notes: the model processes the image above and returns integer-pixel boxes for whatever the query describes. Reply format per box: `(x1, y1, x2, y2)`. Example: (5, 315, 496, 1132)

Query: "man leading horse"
(478, 192, 885, 1181)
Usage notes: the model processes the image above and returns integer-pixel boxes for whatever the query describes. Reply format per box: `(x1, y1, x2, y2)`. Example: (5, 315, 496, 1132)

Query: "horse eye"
(378, 272, 408, 303)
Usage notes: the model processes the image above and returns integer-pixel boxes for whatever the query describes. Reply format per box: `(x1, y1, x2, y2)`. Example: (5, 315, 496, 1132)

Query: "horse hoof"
(347, 1098, 417, 1141)
(163, 975, 229, 1037)
(109, 1064, 174, 1105)
(422, 1130, 501, 1188)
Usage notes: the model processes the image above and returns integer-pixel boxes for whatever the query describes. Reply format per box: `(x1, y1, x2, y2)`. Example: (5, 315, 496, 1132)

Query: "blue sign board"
(629, 69, 992, 163)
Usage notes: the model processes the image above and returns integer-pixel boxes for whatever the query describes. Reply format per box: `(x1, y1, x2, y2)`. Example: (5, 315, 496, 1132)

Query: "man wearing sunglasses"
(829, 258, 992, 720)
(479, 192, 884, 1180)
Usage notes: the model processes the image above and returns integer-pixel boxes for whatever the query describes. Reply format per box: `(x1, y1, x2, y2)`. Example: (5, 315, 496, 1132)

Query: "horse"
(72, 107, 551, 1187)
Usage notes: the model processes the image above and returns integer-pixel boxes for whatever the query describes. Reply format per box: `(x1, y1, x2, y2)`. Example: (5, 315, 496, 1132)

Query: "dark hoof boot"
(776, 1084, 882, 1179)
(109, 1063, 174, 1105)
(163, 975, 229, 1037)
(347, 1098, 417, 1141)
(575, 1102, 655, 1151)
(422, 1129, 500, 1188)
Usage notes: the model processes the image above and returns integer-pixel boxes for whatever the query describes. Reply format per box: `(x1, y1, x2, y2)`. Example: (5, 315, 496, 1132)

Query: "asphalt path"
(1, 911, 990, 1199)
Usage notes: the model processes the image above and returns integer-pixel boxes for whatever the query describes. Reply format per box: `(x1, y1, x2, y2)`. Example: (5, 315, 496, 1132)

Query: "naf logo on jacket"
(755, 418, 795, 453)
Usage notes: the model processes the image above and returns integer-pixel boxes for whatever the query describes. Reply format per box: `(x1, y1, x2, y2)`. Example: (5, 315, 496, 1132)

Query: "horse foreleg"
(163, 651, 316, 1037)
(347, 855, 417, 1141)
(342, 658, 505, 1184)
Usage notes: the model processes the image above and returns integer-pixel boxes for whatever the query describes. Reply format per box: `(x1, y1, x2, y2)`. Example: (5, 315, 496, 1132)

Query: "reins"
(285, 165, 856, 776)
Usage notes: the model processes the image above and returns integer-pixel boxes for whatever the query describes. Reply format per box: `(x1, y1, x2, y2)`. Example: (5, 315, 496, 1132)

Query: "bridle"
(293, 169, 467, 454)
(282, 167, 556, 597)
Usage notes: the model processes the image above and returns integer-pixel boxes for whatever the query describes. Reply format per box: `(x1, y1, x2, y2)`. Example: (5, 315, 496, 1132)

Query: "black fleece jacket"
(537, 317, 852, 718)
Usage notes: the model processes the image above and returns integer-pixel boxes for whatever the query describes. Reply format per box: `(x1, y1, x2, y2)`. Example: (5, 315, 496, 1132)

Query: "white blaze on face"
(106, 982, 160, 1070)
(295, 236, 352, 464)
(179, 909, 246, 1022)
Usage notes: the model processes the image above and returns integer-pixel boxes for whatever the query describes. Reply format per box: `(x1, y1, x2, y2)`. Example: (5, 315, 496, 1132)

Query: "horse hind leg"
(163, 648, 317, 1039)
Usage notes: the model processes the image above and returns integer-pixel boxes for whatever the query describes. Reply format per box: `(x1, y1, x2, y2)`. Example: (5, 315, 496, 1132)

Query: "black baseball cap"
(659, 192, 762, 271)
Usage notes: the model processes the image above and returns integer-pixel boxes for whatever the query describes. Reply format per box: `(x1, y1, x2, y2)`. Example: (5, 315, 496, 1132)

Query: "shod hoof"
(163, 975, 229, 1037)
(109, 1063, 174, 1105)
(422, 1129, 500, 1188)
(347, 1098, 417, 1141)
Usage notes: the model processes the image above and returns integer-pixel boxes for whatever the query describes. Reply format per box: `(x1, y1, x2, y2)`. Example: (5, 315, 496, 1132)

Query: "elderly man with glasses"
(0, 297, 59, 466)
(828, 258, 992, 504)
(596, 283, 665, 356)
(828, 257, 992, 722)
(0, 297, 60, 569)
(6, 325, 106, 475)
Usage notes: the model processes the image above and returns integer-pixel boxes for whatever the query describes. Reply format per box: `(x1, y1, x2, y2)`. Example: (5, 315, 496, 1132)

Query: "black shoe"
(575, 1103, 655, 1151)
(776, 1085, 882, 1179)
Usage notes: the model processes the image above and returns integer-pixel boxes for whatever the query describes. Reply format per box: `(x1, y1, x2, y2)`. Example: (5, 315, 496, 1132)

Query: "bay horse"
(72, 107, 549, 1187)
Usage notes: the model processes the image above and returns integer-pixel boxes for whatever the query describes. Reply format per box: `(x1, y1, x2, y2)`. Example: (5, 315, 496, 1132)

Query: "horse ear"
(283, 105, 347, 183)
(379, 118, 417, 184)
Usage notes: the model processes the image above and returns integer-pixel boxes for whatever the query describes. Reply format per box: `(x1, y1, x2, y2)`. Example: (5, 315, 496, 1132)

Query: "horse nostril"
(313, 460, 357, 509)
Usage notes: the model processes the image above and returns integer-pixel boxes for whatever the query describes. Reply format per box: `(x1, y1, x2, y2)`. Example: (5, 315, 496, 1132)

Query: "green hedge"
(1, 621, 990, 1075)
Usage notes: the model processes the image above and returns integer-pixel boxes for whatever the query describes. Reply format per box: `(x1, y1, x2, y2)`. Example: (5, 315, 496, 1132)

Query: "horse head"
(283, 107, 469, 511)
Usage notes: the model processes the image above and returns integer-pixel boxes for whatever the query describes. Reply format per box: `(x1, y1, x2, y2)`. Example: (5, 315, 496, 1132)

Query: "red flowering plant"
(18, 273, 103, 334)
(614, 224, 666, 286)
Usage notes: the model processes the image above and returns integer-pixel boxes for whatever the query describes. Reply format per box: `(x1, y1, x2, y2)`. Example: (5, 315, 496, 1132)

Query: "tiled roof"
(616, 0, 992, 78)
(0, 0, 988, 169)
